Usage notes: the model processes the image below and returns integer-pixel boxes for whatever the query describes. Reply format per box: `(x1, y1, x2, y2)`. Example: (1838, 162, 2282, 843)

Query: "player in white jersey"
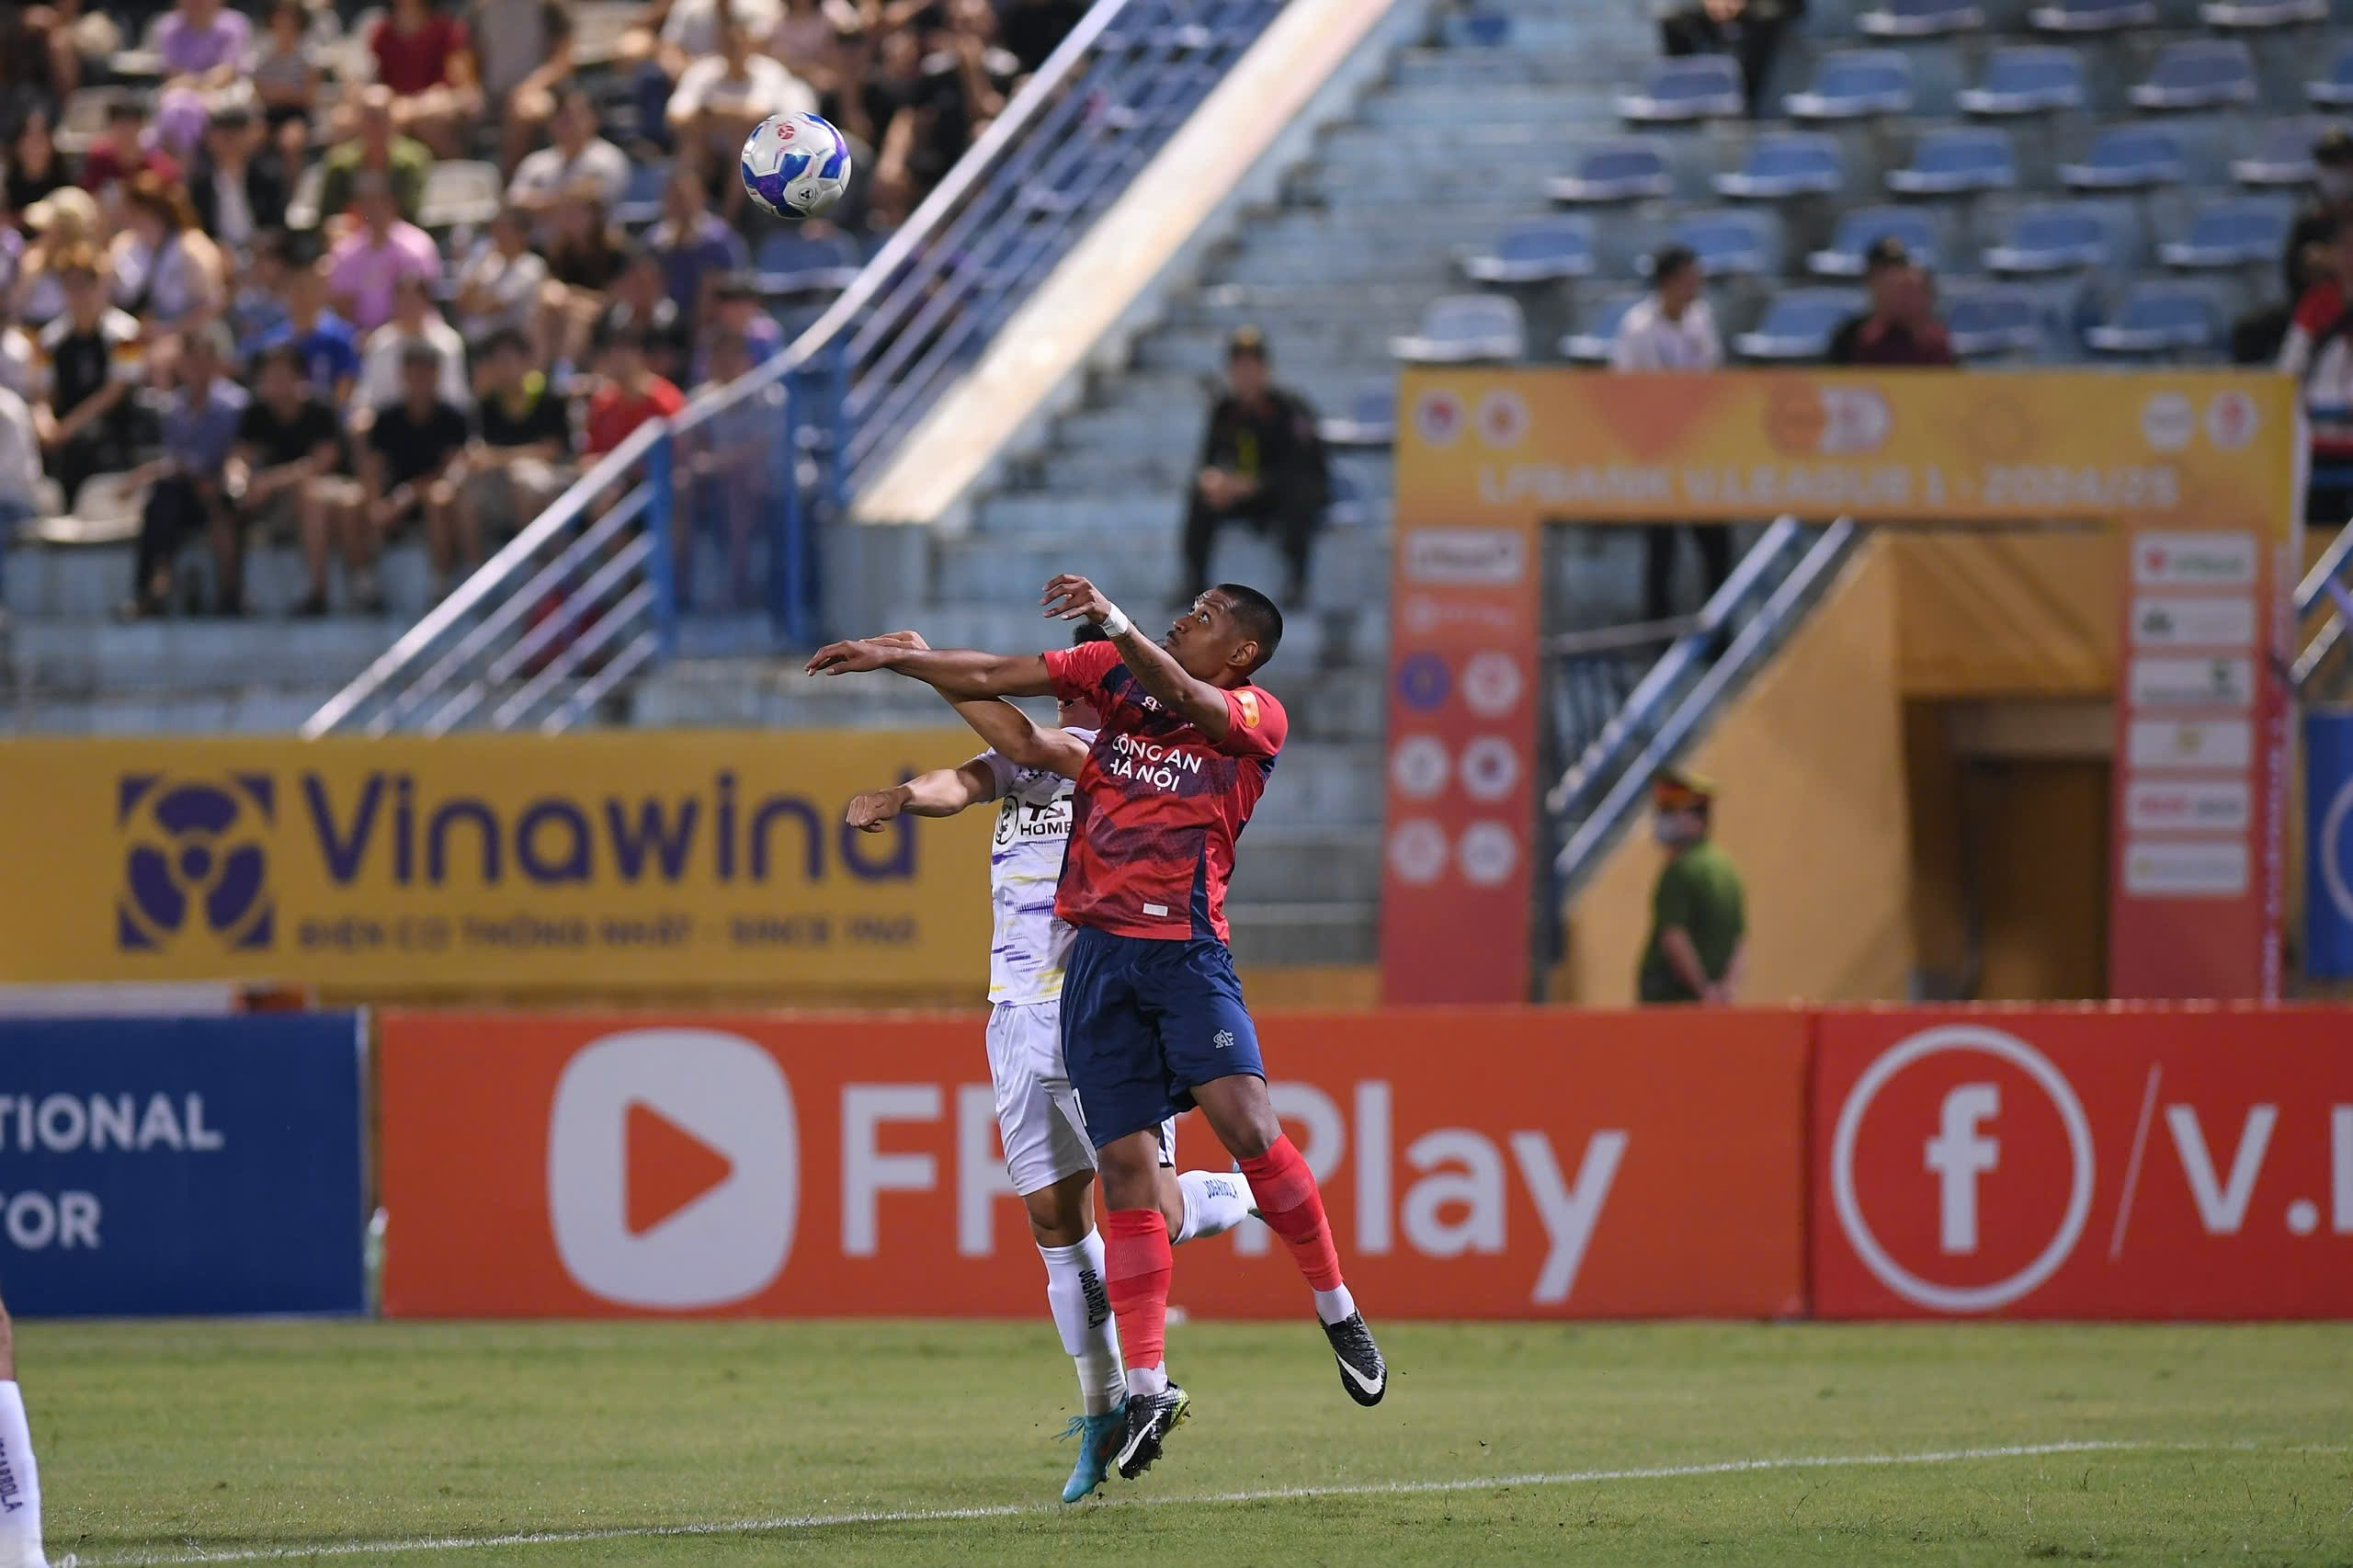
(0, 1286, 51, 1568)
(844, 627, 1254, 1504)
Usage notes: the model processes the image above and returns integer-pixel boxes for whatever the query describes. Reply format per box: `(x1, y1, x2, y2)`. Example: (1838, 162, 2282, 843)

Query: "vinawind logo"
(117, 774, 276, 952)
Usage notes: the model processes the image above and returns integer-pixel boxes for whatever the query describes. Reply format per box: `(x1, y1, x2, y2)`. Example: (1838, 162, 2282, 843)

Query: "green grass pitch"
(19, 1318, 2351, 1566)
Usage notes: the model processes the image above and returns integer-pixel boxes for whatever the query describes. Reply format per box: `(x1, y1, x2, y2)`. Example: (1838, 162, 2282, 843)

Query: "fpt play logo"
(1831, 1026, 2094, 1312)
(116, 775, 276, 953)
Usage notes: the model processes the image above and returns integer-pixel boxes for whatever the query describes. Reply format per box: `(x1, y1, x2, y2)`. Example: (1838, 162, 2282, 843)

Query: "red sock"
(1102, 1209, 1171, 1372)
(1240, 1135, 1344, 1290)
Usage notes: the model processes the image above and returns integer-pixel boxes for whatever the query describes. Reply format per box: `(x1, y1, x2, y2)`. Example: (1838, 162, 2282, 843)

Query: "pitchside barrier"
(3, 1006, 2343, 1320)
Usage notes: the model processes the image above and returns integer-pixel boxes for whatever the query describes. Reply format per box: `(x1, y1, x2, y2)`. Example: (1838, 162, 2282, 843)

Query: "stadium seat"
(1713, 132, 1846, 199)
(1942, 284, 2050, 358)
(1440, 8, 1512, 45)
(1560, 291, 1647, 363)
(1390, 294, 1527, 362)
(755, 229, 861, 295)
(2060, 126, 2189, 190)
(1984, 201, 2116, 272)
(2159, 196, 2295, 267)
(1886, 126, 2018, 194)
(1319, 379, 1397, 448)
(2086, 280, 2223, 355)
(40, 471, 149, 548)
(614, 162, 670, 229)
(1733, 288, 1865, 358)
(1859, 0, 1985, 34)
(1664, 209, 1784, 277)
(1783, 50, 1915, 119)
(1619, 56, 1746, 122)
(2310, 43, 2353, 108)
(2234, 117, 2339, 186)
(2029, 0, 2154, 29)
(2200, 0, 2324, 24)
(1549, 141, 1676, 204)
(419, 161, 501, 231)
(1461, 218, 1598, 283)
(1958, 45, 2088, 115)
(1810, 206, 1940, 275)
(2130, 40, 2257, 112)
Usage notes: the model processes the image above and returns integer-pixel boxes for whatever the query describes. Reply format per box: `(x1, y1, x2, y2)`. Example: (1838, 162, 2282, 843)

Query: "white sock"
(1313, 1284, 1358, 1326)
(1037, 1234, 1126, 1416)
(1173, 1169, 1254, 1244)
(0, 1381, 46, 1568)
(1124, 1361, 1168, 1399)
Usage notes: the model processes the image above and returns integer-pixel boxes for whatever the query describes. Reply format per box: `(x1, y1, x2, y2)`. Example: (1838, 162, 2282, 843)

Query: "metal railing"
(305, 0, 1282, 735)
(2292, 513, 2353, 689)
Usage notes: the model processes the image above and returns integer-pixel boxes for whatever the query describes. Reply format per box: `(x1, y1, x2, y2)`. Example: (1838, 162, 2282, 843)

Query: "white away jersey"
(981, 728, 1094, 1005)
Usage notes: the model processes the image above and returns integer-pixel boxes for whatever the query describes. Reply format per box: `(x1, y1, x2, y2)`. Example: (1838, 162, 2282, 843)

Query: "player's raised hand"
(805, 639, 894, 675)
(1042, 574, 1113, 623)
(844, 789, 904, 833)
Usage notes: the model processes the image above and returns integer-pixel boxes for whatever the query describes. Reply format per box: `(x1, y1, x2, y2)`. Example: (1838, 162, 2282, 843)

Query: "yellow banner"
(0, 731, 998, 994)
(1396, 369, 2299, 534)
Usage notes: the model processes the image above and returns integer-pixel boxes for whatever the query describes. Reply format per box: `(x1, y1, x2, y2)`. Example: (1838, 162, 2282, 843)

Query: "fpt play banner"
(375, 1007, 1811, 1321)
(0, 732, 994, 994)
(1383, 369, 2301, 1005)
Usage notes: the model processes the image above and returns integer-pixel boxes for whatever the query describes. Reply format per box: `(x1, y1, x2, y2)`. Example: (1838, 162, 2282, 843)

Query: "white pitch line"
(83, 1439, 2182, 1566)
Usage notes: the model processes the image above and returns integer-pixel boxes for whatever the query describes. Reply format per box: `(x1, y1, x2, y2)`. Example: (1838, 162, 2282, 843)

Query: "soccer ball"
(740, 111, 852, 220)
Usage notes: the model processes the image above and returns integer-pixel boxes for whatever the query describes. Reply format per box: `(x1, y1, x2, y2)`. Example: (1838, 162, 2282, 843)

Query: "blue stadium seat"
(1859, 0, 1985, 34)
(1461, 218, 1598, 283)
(1886, 126, 2018, 194)
(2310, 42, 2353, 108)
(1390, 294, 1527, 362)
(1943, 284, 2050, 358)
(2060, 125, 2190, 189)
(2086, 281, 2223, 355)
(2200, 0, 2324, 24)
(1560, 291, 1648, 362)
(1319, 378, 1397, 448)
(1665, 209, 1785, 277)
(613, 161, 669, 229)
(1733, 289, 1866, 358)
(755, 229, 861, 295)
(1783, 49, 1915, 119)
(2130, 40, 2257, 111)
(1620, 56, 1745, 121)
(1984, 202, 2118, 272)
(2159, 195, 2296, 267)
(2029, 0, 2154, 29)
(1958, 45, 2088, 115)
(1440, 8, 1512, 45)
(2234, 117, 2340, 186)
(1549, 141, 1675, 204)
(1810, 206, 1941, 274)
(1714, 132, 1847, 198)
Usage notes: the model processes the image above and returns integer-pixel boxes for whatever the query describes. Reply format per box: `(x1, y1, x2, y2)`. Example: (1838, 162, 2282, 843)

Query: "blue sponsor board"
(2308, 710, 2353, 980)
(0, 1014, 365, 1315)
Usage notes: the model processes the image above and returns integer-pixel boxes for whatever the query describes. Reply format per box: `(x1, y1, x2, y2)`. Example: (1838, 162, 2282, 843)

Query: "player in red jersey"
(808, 576, 1387, 1482)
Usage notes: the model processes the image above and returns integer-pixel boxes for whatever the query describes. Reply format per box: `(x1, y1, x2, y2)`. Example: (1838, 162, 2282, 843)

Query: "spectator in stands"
(1824, 237, 1953, 367)
(696, 271, 782, 380)
(584, 323, 685, 458)
(668, 5, 818, 221)
(542, 183, 629, 366)
(190, 107, 290, 258)
(353, 273, 471, 419)
(1636, 767, 1745, 1005)
(770, 0, 854, 103)
(468, 0, 574, 174)
(264, 256, 360, 406)
(2279, 215, 2353, 515)
(11, 186, 100, 329)
(320, 87, 433, 228)
(458, 325, 574, 560)
(6, 112, 70, 222)
(153, 0, 253, 157)
(596, 245, 693, 385)
(1180, 326, 1327, 606)
(127, 324, 247, 618)
(0, 381, 39, 597)
(79, 98, 179, 199)
(997, 0, 1082, 77)
(361, 340, 471, 602)
(111, 174, 228, 369)
(1658, 0, 1803, 119)
(861, 7, 1015, 222)
(625, 0, 784, 111)
(651, 168, 748, 329)
(229, 343, 349, 617)
(454, 206, 550, 343)
(227, 230, 294, 361)
(2286, 129, 2353, 312)
(368, 0, 483, 158)
(254, 0, 324, 171)
(507, 91, 631, 229)
(681, 325, 764, 607)
(325, 176, 440, 335)
(31, 248, 142, 510)
(1612, 244, 1727, 626)
(0, 6, 78, 128)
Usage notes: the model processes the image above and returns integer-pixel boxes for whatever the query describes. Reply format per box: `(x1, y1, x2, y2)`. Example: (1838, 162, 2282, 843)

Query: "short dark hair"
(1650, 244, 1699, 284)
(1214, 582, 1282, 673)
(399, 339, 443, 369)
(253, 342, 306, 379)
(1072, 622, 1108, 646)
(482, 324, 533, 359)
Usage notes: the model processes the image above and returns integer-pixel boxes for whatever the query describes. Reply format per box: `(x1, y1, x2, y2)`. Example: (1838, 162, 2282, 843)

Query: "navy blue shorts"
(1060, 926, 1266, 1149)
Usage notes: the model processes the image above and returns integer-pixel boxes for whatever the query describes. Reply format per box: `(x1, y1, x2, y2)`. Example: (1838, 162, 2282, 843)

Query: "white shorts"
(988, 998, 1175, 1197)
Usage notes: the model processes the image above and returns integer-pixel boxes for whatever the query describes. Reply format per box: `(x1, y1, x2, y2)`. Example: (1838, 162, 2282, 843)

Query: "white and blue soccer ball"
(740, 111, 852, 220)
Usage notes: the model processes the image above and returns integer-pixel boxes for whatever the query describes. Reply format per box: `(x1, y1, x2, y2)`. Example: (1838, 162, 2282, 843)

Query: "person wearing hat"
(1636, 767, 1746, 1006)
(1182, 325, 1328, 606)
(1824, 236, 1953, 367)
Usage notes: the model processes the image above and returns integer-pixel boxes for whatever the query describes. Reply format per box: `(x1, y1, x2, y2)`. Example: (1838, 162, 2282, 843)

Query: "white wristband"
(1098, 603, 1131, 638)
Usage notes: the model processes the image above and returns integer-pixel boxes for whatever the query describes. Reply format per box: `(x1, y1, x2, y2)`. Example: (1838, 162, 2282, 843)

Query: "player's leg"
(0, 1290, 50, 1568)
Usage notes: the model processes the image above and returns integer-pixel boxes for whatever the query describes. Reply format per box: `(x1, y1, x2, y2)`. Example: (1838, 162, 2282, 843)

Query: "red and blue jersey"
(1041, 638, 1287, 944)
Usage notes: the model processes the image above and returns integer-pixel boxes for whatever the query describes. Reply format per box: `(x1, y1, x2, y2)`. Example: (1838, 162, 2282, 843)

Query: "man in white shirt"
(668, 5, 817, 218)
(506, 90, 631, 224)
(1611, 244, 1731, 624)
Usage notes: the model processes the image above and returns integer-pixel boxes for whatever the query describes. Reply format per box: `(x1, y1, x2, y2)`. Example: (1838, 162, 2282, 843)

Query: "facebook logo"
(1923, 1084, 2001, 1256)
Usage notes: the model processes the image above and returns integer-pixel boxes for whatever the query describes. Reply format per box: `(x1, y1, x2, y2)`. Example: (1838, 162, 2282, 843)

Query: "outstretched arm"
(1040, 574, 1233, 741)
(845, 757, 1000, 832)
(806, 638, 1053, 699)
(949, 697, 1090, 779)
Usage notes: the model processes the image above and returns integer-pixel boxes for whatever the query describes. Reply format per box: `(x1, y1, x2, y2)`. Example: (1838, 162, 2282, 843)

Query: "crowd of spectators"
(0, 0, 1083, 618)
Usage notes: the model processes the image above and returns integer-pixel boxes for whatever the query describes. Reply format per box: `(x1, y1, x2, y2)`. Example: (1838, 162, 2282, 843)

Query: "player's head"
(1060, 624, 1106, 729)
(1165, 583, 1282, 684)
